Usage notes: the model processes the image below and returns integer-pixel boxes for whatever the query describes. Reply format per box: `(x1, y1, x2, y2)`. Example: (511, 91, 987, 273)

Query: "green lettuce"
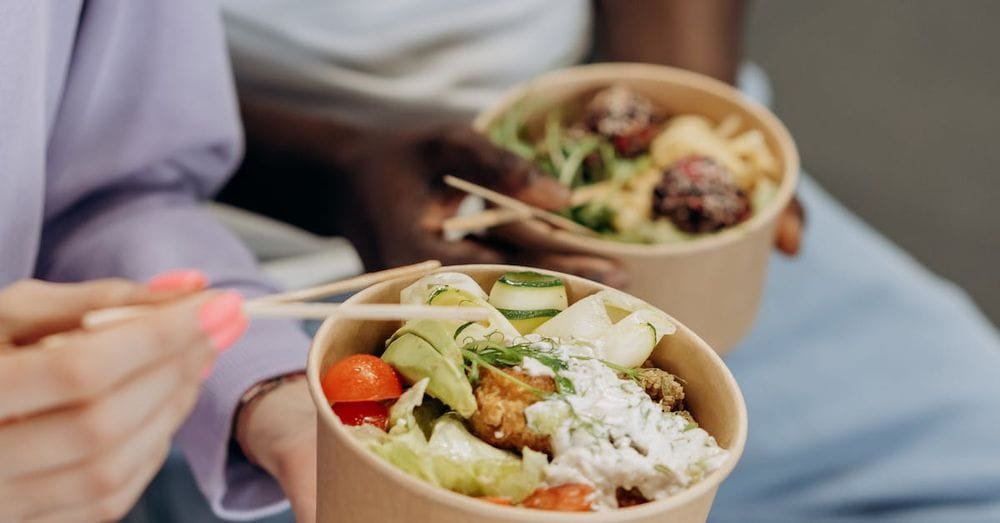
(428, 414, 548, 502)
(359, 383, 547, 502)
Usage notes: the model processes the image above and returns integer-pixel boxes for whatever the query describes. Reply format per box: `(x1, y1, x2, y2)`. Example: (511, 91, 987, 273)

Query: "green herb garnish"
(460, 340, 576, 396)
(453, 321, 474, 339)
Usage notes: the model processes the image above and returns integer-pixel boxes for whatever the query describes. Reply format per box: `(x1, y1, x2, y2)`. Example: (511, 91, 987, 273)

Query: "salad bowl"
(307, 264, 747, 522)
(474, 63, 800, 354)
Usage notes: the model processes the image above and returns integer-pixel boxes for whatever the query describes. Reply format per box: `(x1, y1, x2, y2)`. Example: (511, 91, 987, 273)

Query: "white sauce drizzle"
(523, 340, 728, 510)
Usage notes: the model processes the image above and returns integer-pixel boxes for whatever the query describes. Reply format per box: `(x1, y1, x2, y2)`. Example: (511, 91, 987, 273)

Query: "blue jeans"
(709, 176, 1000, 522)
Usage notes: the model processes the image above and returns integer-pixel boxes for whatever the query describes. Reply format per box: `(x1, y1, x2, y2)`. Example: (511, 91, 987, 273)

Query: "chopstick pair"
(441, 175, 594, 237)
(81, 260, 490, 329)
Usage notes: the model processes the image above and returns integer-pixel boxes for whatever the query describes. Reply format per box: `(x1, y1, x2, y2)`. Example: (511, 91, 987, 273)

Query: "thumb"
(0, 270, 207, 345)
(422, 126, 570, 211)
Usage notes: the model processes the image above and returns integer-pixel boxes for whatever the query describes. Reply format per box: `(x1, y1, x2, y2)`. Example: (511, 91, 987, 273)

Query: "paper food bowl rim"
(471, 62, 801, 257)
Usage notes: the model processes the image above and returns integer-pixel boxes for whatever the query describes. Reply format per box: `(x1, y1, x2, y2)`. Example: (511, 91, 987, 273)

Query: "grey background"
(746, 0, 999, 324)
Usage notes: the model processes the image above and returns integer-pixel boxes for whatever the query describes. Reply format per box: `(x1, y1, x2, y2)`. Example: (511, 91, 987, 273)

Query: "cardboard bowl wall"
(307, 264, 748, 523)
(473, 63, 800, 354)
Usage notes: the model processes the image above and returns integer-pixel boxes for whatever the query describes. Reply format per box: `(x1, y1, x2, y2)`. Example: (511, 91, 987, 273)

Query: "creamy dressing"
(522, 339, 727, 510)
(519, 356, 557, 378)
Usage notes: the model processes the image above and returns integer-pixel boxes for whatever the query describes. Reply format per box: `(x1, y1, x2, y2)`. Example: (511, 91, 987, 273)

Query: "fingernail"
(208, 314, 248, 352)
(148, 269, 209, 293)
(198, 291, 244, 339)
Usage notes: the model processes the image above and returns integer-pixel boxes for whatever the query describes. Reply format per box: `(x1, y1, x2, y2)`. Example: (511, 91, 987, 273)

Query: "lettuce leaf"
(428, 414, 547, 502)
(356, 384, 547, 503)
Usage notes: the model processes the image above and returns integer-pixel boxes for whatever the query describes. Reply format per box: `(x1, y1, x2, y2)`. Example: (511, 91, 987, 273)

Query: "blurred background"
(746, 0, 999, 323)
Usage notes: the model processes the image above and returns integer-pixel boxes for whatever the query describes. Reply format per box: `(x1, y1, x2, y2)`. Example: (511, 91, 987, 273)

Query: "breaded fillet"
(632, 366, 685, 412)
(468, 367, 554, 455)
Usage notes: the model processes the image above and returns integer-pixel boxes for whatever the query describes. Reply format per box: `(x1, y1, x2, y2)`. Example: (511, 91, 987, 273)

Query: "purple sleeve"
(35, 1, 309, 519)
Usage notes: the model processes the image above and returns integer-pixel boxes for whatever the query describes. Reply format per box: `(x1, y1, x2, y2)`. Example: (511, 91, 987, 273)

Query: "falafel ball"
(584, 85, 658, 157)
(652, 155, 751, 233)
(468, 367, 554, 455)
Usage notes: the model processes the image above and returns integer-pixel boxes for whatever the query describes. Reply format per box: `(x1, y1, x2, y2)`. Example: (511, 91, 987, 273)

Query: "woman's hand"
(235, 377, 317, 523)
(0, 275, 247, 522)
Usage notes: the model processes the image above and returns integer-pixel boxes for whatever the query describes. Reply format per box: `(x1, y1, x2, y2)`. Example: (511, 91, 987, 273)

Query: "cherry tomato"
(521, 484, 594, 512)
(477, 496, 512, 506)
(322, 354, 403, 403)
(332, 401, 389, 430)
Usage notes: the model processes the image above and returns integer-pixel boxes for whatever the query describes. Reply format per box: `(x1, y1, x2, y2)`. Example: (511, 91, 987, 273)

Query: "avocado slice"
(383, 333, 477, 417)
(388, 320, 464, 367)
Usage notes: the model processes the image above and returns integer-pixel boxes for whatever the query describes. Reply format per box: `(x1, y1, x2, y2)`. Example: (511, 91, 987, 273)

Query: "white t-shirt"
(222, 0, 592, 127)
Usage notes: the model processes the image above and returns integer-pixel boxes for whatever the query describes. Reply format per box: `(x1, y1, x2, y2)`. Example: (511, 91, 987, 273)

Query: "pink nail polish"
(198, 291, 244, 335)
(209, 314, 248, 352)
(148, 269, 209, 293)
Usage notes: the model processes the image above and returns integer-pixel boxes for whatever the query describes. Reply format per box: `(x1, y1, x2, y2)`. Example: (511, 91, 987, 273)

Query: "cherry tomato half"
(521, 484, 594, 512)
(331, 401, 389, 430)
(321, 354, 403, 403)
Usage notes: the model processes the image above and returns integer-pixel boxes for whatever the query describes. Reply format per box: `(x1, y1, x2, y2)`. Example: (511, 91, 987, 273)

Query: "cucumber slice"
(497, 308, 562, 335)
(401, 272, 487, 305)
(429, 286, 519, 339)
(597, 310, 661, 367)
(594, 290, 675, 339)
(496, 308, 564, 320)
(497, 271, 565, 288)
(533, 289, 676, 366)
(488, 272, 568, 335)
(533, 295, 612, 341)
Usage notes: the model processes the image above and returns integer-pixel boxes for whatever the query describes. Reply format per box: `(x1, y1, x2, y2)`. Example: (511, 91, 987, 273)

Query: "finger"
(386, 202, 507, 267)
(23, 444, 169, 523)
(512, 252, 630, 289)
(775, 197, 805, 256)
(0, 291, 244, 420)
(13, 384, 192, 521)
(423, 126, 570, 211)
(0, 271, 207, 345)
(0, 328, 209, 477)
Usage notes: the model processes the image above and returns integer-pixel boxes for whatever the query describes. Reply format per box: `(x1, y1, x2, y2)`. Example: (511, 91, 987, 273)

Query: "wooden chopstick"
(443, 175, 595, 236)
(82, 302, 489, 329)
(245, 302, 489, 321)
(442, 208, 528, 236)
(81, 260, 453, 329)
(253, 260, 441, 304)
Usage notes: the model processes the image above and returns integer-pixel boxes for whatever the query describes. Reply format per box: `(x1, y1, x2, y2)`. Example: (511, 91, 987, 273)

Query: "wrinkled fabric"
(0, 2, 308, 519)
(221, 0, 592, 127)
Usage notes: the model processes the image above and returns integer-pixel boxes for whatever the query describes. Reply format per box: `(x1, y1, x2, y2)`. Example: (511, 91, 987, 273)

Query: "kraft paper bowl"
(473, 63, 800, 354)
(307, 264, 748, 523)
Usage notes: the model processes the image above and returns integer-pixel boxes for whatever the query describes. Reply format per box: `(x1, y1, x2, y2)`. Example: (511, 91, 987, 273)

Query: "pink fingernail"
(198, 291, 244, 335)
(148, 269, 209, 293)
(209, 314, 248, 352)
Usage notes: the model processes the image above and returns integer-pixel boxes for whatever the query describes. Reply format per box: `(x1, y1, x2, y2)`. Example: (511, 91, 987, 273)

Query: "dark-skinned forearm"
(595, 0, 745, 85)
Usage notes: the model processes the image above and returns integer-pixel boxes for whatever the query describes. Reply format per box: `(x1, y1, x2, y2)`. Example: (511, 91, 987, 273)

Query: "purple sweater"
(0, 1, 309, 519)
